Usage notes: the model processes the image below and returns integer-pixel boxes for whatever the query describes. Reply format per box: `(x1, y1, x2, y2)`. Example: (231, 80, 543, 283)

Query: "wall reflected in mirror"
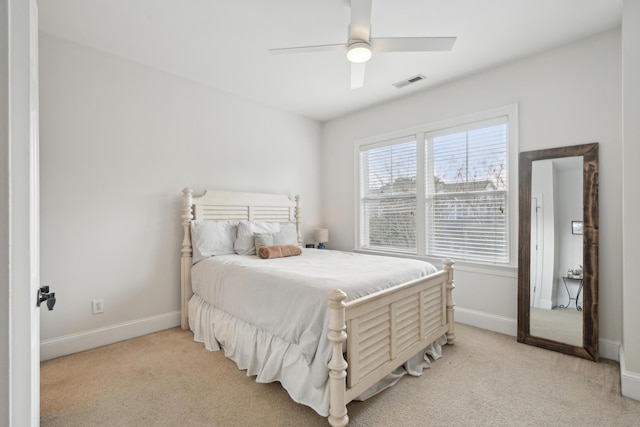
(529, 156, 583, 347)
(517, 142, 598, 361)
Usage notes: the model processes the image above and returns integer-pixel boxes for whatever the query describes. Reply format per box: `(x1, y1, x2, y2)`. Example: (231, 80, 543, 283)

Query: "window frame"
(358, 135, 419, 254)
(354, 104, 519, 270)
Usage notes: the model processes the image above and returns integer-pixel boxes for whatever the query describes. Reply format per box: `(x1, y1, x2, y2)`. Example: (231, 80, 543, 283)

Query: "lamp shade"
(314, 228, 329, 243)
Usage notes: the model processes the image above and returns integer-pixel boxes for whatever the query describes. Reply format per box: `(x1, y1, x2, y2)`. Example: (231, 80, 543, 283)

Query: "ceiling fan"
(268, 0, 456, 90)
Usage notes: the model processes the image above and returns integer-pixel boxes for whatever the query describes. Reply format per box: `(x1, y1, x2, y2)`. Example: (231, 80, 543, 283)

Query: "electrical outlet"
(92, 299, 104, 314)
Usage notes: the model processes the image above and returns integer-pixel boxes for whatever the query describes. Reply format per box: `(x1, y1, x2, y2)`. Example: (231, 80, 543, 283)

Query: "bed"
(180, 188, 455, 426)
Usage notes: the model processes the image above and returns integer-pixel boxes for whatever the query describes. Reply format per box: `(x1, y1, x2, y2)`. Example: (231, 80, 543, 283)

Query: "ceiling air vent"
(393, 74, 426, 89)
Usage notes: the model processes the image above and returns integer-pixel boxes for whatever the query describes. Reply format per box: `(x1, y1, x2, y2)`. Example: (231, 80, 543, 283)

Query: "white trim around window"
(354, 104, 519, 270)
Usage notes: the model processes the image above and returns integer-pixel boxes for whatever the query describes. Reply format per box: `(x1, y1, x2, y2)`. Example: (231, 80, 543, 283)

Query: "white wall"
(621, 0, 640, 399)
(556, 166, 583, 308)
(531, 160, 556, 309)
(531, 160, 583, 310)
(322, 29, 622, 357)
(38, 34, 323, 360)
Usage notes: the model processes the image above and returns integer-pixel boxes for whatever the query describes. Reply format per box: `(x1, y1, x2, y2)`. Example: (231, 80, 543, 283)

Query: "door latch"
(37, 285, 56, 311)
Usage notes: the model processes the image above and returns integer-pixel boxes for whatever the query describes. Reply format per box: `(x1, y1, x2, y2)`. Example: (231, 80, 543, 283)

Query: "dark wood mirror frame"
(517, 143, 599, 361)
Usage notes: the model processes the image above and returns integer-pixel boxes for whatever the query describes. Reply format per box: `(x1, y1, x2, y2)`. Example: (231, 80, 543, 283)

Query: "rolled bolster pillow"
(258, 244, 302, 259)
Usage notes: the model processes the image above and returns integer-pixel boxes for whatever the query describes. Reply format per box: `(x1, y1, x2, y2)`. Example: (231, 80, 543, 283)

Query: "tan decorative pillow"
(257, 244, 302, 259)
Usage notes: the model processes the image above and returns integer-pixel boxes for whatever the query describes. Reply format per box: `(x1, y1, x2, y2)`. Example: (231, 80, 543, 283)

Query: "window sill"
(351, 248, 517, 278)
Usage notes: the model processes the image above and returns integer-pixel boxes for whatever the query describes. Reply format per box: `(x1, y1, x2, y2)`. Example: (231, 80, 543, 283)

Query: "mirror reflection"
(517, 142, 598, 361)
(529, 156, 583, 347)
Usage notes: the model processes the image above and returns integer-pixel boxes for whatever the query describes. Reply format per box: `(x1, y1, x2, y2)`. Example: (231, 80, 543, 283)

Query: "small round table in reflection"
(560, 276, 583, 312)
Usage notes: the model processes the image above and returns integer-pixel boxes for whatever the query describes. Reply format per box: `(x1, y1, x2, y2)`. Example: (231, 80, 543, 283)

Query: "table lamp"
(314, 228, 329, 249)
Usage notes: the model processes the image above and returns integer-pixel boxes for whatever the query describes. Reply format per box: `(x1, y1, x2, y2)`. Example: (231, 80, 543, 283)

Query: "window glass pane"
(428, 192, 508, 262)
(427, 121, 509, 263)
(467, 125, 508, 191)
(432, 124, 507, 193)
(360, 139, 417, 252)
(362, 197, 416, 251)
(362, 141, 416, 197)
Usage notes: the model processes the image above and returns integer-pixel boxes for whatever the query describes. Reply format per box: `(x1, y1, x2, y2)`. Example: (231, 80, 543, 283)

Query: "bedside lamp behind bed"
(314, 228, 329, 249)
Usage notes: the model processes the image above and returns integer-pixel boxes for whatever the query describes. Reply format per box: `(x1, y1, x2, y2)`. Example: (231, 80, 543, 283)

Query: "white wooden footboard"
(327, 259, 455, 427)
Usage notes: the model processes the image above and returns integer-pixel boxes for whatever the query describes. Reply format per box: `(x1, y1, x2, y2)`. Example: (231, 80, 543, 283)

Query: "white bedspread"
(189, 249, 441, 416)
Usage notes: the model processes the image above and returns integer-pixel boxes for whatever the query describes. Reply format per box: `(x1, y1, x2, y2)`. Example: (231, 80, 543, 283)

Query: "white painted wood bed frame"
(180, 188, 456, 426)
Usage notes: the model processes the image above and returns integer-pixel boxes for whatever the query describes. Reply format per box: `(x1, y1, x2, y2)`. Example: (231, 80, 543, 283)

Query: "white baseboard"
(455, 307, 517, 336)
(40, 307, 623, 371)
(599, 337, 620, 362)
(539, 298, 553, 310)
(620, 346, 640, 401)
(40, 311, 181, 361)
(455, 307, 620, 362)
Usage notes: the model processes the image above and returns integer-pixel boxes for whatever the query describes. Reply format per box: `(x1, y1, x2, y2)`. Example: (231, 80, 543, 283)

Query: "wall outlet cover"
(92, 299, 104, 314)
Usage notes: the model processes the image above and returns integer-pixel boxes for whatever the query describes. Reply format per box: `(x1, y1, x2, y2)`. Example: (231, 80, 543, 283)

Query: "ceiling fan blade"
(350, 62, 366, 90)
(349, 0, 372, 42)
(269, 43, 346, 55)
(371, 37, 456, 52)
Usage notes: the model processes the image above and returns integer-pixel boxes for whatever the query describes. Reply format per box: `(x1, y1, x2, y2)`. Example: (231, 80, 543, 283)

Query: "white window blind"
(356, 108, 514, 266)
(359, 137, 417, 253)
(426, 119, 509, 262)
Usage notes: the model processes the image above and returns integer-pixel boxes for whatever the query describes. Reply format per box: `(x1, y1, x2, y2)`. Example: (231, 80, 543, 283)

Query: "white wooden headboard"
(180, 188, 302, 329)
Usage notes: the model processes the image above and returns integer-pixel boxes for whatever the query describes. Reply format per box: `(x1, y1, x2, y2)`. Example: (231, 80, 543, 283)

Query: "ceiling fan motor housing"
(347, 41, 372, 63)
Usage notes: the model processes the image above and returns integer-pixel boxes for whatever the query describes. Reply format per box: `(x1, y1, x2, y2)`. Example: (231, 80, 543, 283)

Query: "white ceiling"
(38, 0, 623, 122)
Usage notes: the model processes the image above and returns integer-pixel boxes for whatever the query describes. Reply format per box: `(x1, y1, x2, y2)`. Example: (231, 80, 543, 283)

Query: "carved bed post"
(295, 195, 303, 247)
(181, 188, 194, 330)
(443, 258, 456, 344)
(327, 289, 348, 427)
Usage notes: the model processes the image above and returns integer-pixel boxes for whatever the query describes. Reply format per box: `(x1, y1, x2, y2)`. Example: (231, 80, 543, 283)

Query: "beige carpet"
(41, 324, 640, 426)
(530, 307, 582, 347)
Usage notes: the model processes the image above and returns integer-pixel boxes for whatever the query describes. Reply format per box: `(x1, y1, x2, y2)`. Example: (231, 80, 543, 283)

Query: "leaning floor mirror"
(517, 143, 598, 361)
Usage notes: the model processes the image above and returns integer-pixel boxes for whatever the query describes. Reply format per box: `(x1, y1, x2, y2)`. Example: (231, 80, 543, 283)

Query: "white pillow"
(280, 222, 299, 245)
(191, 220, 238, 263)
(253, 232, 288, 251)
(234, 221, 281, 255)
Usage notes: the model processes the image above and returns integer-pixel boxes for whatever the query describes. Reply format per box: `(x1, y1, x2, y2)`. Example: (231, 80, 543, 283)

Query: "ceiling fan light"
(347, 42, 372, 63)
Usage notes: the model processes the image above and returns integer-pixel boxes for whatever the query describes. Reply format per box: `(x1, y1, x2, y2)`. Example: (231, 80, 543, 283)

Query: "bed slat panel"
(194, 206, 294, 222)
(423, 284, 447, 336)
(195, 205, 250, 221)
(359, 338, 391, 369)
(345, 322, 450, 403)
(345, 272, 450, 395)
(358, 315, 391, 342)
(359, 331, 390, 357)
(347, 307, 391, 388)
(360, 352, 391, 376)
(251, 206, 294, 222)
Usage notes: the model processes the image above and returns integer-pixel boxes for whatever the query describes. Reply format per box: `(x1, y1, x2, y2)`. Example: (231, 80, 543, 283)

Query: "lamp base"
(317, 242, 326, 249)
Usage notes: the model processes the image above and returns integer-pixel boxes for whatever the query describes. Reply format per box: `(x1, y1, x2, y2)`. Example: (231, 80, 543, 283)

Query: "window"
(357, 106, 516, 265)
(426, 119, 508, 262)
(359, 136, 417, 252)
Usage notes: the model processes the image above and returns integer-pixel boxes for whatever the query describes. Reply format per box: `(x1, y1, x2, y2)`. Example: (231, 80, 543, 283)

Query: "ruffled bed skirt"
(189, 293, 446, 417)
